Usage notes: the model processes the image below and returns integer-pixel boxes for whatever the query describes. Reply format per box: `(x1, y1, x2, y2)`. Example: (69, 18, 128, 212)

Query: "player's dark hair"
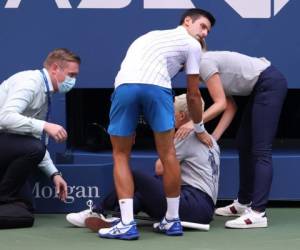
(180, 8, 216, 27)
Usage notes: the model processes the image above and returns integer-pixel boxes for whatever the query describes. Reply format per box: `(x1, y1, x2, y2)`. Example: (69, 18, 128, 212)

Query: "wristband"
(51, 171, 62, 180)
(193, 121, 206, 133)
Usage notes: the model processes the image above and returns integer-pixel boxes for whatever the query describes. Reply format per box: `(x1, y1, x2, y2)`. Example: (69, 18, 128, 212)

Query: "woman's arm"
(202, 73, 227, 123)
(175, 73, 227, 140)
(211, 96, 237, 141)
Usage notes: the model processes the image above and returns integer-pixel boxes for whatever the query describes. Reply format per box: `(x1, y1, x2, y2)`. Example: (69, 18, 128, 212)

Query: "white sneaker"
(153, 217, 183, 236)
(98, 220, 139, 240)
(215, 200, 250, 217)
(66, 200, 102, 227)
(225, 208, 268, 229)
(66, 209, 102, 227)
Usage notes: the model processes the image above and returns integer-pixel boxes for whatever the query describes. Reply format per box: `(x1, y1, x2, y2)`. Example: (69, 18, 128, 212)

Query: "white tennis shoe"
(225, 208, 268, 229)
(98, 220, 139, 240)
(215, 199, 251, 217)
(66, 209, 103, 227)
(66, 200, 103, 227)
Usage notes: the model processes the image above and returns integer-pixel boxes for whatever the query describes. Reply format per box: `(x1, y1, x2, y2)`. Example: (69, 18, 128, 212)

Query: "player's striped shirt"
(114, 26, 202, 89)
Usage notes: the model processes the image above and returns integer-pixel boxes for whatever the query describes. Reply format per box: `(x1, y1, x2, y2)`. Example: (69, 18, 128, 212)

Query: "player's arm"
(186, 74, 213, 147)
(186, 74, 202, 122)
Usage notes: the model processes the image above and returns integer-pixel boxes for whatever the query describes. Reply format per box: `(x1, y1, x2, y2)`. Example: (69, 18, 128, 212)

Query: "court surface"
(1, 208, 300, 250)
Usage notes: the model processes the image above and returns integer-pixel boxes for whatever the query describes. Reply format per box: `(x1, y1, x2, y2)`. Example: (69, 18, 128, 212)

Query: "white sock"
(119, 198, 134, 224)
(165, 196, 180, 220)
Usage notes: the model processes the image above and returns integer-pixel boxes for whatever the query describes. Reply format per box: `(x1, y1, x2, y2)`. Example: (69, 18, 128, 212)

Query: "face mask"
(58, 75, 76, 93)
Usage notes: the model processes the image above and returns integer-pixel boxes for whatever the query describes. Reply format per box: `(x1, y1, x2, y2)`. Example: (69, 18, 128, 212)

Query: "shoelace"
(86, 200, 94, 214)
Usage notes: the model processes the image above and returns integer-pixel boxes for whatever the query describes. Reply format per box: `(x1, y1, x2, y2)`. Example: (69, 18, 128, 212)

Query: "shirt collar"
(42, 68, 54, 92)
(177, 25, 190, 36)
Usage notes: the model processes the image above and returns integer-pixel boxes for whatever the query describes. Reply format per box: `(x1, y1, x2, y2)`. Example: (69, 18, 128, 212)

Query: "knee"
(180, 209, 213, 224)
(251, 147, 272, 160)
(112, 150, 130, 163)
(132, 169, 148, 176)
(132, 170, 153, 184)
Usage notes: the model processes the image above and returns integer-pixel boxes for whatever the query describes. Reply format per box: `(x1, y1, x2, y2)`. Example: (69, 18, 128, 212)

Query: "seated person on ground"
(66, 94, 220, 231)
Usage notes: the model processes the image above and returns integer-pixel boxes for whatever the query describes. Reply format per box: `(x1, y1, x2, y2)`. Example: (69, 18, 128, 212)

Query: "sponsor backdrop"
(1, 0, 299, 212)
(32, 152, 300, 213)
(32, 157, 156, 213)
(31, 163, 114, 213)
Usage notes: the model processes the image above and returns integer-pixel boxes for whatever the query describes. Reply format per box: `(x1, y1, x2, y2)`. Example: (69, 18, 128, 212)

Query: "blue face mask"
(58, 76, 76, 93)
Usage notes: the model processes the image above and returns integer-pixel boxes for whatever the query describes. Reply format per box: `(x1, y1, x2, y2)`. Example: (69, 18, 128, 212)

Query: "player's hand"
(53, 175, 67, 202)
(44, 122, 68, 143)
(196, 131, 213, 148)
(175, 120, 193, 139)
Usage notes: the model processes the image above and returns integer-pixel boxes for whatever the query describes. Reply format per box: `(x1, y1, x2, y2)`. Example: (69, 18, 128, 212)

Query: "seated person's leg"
(134, 170, 215, 224)
(85, 170, 166, 232)
(179, 186, 214, 224)
(132, 170, 166, 220)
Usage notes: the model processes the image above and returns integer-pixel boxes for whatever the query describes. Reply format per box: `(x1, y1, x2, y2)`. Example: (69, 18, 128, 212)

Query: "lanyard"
(40, 69, 51, 122)
(40, 69, 51, 145)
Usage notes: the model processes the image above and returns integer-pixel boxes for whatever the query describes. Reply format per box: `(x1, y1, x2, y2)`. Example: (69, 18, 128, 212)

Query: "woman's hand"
(175, 120, 193, 139)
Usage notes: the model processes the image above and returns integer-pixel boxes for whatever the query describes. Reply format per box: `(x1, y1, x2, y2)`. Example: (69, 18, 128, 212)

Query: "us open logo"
(4, 0, 290, 18)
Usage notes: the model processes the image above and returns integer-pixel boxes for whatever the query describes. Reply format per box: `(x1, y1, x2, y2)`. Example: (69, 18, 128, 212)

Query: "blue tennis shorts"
(108, 84, 174, 136)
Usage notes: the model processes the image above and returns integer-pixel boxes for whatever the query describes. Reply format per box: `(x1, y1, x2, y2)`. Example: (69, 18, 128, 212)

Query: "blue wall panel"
(0, 0, 299, 88)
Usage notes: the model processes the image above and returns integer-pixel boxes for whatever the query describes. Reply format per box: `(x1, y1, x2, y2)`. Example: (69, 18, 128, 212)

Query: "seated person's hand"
(196, 131, 213, 148)
(175, 120, 193, 139)
(53, 175, 68, 202)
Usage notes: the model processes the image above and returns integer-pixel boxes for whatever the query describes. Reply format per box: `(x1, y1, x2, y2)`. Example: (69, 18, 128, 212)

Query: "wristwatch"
(51, 171, 62, 180)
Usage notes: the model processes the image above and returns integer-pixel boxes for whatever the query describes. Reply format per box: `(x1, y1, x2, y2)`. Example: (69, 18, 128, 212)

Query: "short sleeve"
(185, 39, 202, 75)
(199, 58, 219, 81)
